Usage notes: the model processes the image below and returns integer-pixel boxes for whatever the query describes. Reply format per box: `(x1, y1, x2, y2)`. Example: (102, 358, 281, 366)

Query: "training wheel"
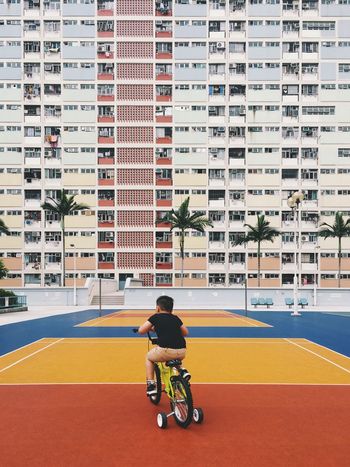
(193, 407, 204, 424)
(157, 412, 168, 429)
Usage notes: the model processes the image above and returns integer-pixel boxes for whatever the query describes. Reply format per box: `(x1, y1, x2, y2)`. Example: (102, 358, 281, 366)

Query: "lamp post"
(313, 246, 320, 306)
(70, 243, 77, 306)
(287, 191, 304, 317)
(242, 276, 248, 317)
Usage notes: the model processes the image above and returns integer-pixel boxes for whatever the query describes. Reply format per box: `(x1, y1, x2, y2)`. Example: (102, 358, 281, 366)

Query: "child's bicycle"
(134, 329, 204, 429)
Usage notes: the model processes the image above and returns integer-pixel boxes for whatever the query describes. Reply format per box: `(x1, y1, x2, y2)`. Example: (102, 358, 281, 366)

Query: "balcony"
(98, 175, 115, 186)
(159, 155, 173, 166)
(156, 262, 173, 270)
(24, 0, 40, 17)
(156, 44, 173, 60)
(98, 241, 114, 249)
(98, 135, 114, 144)
(43, 2, 61, 17)
(98, 153, 115, 165)
(156, 128, 172, 144)
(156, 71, 173, 81)
(97, 0, 114, 15)
(156, 198, 172, 207)
(156, 241, 173, 249)
(156, 85, 172, 102)
(156, 22, 172, 38)
(156, 0, 172, 15)
(98, 262, 115, 269)
(97, 65, 114, 81)
(98, 216, 114, 228)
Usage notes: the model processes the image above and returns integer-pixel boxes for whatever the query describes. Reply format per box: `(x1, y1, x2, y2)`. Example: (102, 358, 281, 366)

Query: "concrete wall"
(125, 287, 350, 308)
(7, 287, 90, 307)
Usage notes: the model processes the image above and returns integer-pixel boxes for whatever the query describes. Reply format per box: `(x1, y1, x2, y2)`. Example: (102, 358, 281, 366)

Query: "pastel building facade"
(0, 0, 350, 288)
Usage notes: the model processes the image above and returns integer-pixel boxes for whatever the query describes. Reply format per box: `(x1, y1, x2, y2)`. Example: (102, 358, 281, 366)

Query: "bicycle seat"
(165, 359, 182, 367)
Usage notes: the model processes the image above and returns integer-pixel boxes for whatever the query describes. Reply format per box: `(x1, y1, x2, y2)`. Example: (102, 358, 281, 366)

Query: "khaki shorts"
(147, 346, 186, 363)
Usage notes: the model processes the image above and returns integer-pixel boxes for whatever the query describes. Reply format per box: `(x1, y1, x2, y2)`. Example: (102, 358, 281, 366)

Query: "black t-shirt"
(148, 313, 186, 349)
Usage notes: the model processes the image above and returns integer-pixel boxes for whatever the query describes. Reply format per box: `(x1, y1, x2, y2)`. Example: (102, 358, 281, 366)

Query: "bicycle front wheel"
(149, 363, 162, 405)
(170, 376, 193, 428)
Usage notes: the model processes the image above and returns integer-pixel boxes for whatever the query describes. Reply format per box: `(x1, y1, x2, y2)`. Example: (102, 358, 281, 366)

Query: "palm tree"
(0, 259, 8, 280)
(41, 190, 89, 286)
(0, 219, 9, 284)
(232, 214, 280, 287)
(319, 212, 350, 288)
(157, 197, 213, 286)
(0, 218, 9, 236)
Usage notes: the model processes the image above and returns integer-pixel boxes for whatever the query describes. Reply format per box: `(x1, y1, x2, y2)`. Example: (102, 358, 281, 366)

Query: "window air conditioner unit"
(217, 42, 225, 49)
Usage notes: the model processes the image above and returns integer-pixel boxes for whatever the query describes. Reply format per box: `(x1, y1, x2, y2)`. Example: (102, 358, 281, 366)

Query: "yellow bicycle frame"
(158, 362, 175, 398)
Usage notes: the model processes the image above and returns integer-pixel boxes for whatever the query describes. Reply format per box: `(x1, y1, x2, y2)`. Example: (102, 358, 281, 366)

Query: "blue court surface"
(1, 308, 350, 358)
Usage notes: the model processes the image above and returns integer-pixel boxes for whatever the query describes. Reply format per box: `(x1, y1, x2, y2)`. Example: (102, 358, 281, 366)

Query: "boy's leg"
(145, 347, 161, 395)
(148, 347, 191, 381)
(145, 357, 155, 381)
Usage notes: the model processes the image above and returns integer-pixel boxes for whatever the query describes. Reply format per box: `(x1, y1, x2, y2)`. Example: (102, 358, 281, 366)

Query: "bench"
(299, 297, 308, 308)
(251, 297, 274, 308)
(285, 297, 309, 309)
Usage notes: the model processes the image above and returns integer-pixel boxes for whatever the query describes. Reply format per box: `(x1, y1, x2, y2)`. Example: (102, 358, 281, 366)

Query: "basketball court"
(0, 308, 350, 466)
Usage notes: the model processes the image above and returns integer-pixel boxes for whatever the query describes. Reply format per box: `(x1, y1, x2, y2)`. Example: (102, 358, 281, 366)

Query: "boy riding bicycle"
(136, 295, 191, 395)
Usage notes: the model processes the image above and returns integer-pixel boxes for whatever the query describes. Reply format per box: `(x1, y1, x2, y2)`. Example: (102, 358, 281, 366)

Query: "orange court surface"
(0, 307, 350, 466)
(77, 309, 271, 328)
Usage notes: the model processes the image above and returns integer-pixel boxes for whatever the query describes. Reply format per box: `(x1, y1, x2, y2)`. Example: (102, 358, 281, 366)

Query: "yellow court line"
(0, 339, 64, 374)
(284, 339, 350, 375)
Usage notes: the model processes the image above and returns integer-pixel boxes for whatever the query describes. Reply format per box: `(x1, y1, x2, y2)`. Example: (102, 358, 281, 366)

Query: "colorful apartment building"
(0, 0, 350, 289)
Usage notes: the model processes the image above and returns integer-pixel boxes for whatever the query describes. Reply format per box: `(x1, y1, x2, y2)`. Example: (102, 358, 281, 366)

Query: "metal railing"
(0, 296, 27, 309)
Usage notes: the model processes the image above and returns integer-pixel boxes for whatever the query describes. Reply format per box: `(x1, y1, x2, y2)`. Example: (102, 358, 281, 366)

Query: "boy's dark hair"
(156, 295, 174, 313)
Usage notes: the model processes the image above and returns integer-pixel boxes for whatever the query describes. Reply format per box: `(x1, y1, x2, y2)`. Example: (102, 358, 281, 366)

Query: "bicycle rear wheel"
(170, 376, 193, 428)
(149, 363, 162, 405)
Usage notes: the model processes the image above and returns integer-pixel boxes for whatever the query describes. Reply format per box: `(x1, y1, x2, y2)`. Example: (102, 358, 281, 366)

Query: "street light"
(287, 191, 304, 317)
(313, 246, 320, 306)
(70, 243, 77, 306)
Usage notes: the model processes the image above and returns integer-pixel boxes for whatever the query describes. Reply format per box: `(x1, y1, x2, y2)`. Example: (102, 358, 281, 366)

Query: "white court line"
(0, 338, 45, 359)
(0, 338, 64, 375)
(304, 339, 350, 361)
(81, 315, 116, 327)
(1, 382, 350, 386)
(284, 338, 350, 375)
(228, 314, 262, 327)
(47, 339, 289, 345)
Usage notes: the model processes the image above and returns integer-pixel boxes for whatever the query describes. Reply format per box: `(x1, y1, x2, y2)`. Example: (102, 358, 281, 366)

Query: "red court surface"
(1, 384, 349, 467)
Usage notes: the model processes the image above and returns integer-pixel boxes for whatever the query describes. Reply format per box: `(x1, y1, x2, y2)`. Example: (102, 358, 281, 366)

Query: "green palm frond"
(319, 212, 350, 239)
(232, 215, 280, 246)
(158, 197, 214, 233)
(0, 218, 10, 235)
(41, 190, 90, 218)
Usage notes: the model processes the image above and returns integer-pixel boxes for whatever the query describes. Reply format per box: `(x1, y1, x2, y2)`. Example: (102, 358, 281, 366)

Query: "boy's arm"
(137, 320, 153, 335)
(180, 325, 189, 336)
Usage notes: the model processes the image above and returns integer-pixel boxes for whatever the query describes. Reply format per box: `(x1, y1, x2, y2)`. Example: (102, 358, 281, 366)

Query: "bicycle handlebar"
(131, 328, 158, 344)
(147, 331, 159, 345)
